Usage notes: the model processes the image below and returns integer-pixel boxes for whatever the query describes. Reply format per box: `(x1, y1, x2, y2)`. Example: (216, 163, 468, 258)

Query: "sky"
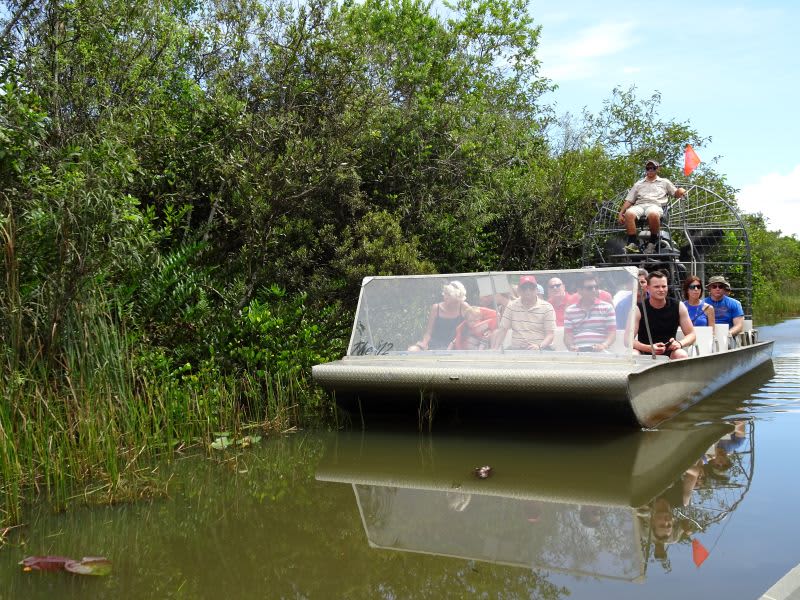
(530, 0, 800, 238)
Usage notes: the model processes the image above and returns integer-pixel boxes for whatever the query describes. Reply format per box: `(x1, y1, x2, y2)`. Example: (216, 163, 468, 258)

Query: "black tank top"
(429, 305, 464, 349)
(637, 297, 679, 345)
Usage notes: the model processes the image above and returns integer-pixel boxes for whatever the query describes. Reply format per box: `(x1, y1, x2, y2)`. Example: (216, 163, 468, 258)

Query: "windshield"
(347, 267, 640, 359)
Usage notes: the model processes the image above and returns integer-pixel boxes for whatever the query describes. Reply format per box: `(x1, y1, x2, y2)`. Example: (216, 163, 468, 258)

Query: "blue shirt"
(683, 300, 710, 326)
(704, 295, 744, 326)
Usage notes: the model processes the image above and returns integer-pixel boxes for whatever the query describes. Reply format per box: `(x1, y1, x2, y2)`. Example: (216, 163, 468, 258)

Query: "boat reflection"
(317, 422, 755, 582)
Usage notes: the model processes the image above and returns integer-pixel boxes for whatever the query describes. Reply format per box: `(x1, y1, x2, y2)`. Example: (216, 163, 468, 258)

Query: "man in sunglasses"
(546, 277, 579, 326)
(704, 275, 744, 336)
(564, 273, 616, 352)
(618, 159, 687, 253)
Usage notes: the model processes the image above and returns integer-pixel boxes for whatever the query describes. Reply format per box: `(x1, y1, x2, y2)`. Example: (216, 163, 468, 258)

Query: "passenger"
(633, 270, 695, 359)
(451, 306, 497, 350)
(705, 421, 747, 478)
(546, 276, 579, 326)
(579, 505, 604, 529)
(682, 275, 715, 327)
(614, 269, 648, 330)
(408, 281, 469, 351)
(618, 159, 687, 254)
(704, 275, 744, 337)
(492, 275, 556, 351)
(563, 273, 616, 352)
(645, 459, 703, 560)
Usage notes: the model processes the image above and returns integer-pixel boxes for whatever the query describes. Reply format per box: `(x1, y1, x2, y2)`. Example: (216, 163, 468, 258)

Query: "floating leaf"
(210, 436, 231, 450)
(21, 555, 111, 576)
(64, 557, 112, 576)
(20, 556, 72, 572)
(236, 435, 262, 447)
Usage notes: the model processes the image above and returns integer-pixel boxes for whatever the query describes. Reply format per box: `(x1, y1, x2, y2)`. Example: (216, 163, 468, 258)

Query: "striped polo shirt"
(564, 299, 616, 346)
(500, 298, 556, 349)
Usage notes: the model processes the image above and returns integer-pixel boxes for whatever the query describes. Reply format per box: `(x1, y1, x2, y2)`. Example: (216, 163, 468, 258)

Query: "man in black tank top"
(633, 270, 696, 359)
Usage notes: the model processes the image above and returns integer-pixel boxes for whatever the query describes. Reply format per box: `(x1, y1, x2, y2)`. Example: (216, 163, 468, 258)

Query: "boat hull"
(313, 341, 773, 428)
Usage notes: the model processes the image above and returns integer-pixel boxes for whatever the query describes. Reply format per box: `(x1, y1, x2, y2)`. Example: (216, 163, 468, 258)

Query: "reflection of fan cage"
(679, 423, 755, 531)
(582, 185, 752, 315)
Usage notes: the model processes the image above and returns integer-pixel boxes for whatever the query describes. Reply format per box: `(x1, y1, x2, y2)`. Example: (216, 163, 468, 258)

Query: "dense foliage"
(1, 0, 799, 524)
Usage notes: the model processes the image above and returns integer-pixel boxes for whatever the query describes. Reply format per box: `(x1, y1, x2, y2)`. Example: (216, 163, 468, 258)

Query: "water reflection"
(317, 420, 755, 582)
(3, 326, 795, 599)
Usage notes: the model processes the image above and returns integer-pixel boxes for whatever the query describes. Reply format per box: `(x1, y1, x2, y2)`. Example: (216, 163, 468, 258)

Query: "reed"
(0, 301, 324, 529)
(753, 279, 800, 321)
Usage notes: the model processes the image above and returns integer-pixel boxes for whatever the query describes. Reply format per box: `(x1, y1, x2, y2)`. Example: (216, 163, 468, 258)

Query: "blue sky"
(531, 0, 800, 237)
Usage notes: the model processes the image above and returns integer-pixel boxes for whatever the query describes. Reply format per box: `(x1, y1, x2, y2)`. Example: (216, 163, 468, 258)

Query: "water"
(2, 319, 800, 599)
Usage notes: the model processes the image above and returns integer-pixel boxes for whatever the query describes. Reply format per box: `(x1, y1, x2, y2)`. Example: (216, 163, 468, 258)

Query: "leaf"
(20, 556, 72, 571)
(64, 557, 112, 576)
(236, 435, 262, 447)
(210, 436, 231, 450)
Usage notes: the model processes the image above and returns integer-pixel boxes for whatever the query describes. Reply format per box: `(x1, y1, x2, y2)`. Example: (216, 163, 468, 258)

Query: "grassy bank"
(0, 298, 342, 531)
(0, 362, 328, 531)
(753, 280, 800, 322)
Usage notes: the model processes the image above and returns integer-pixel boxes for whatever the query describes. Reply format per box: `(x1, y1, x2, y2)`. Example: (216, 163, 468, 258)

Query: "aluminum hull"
(313, 341, 773, 428)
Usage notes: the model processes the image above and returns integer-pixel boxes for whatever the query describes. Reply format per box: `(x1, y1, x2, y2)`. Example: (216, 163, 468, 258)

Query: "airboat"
(312, 185, 773, 428)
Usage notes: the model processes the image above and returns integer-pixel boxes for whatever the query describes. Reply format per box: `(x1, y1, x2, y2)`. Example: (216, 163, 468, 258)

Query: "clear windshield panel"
(353, 485, 643, 581)
(347, 267, 640, 359)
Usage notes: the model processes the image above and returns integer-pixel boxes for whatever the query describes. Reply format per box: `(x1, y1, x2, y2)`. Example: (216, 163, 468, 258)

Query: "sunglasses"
(549, 283, 562, 289)
(688, 284, 702, 290)
(709, 284, 727, 289)
(646, 166, 657, 171)
(582, 284, 598, 290)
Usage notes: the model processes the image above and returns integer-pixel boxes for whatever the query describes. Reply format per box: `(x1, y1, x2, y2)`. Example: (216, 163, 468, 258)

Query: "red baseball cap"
(519, 275, 537, 287)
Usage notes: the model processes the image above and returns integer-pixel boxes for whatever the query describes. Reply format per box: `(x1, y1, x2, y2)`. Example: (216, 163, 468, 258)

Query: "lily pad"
(210, 436, 232, 450)
(64, 557, 113, 576)
(236, 435, 262, 447)
(20, 556, 72, 571)
(20, 555, 111, 576)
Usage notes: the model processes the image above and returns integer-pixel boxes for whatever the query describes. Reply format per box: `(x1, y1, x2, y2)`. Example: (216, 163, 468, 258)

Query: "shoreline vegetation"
(2, 0, 799, 529)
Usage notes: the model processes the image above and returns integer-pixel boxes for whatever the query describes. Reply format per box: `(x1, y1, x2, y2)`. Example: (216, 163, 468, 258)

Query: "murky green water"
(3, 319, 800, 599)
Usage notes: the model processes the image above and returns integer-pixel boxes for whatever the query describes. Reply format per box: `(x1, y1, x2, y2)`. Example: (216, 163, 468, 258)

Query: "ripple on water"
(745, 356, 800, 416)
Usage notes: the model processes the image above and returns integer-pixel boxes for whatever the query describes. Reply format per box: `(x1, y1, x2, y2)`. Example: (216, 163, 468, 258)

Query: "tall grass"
(0, 298, 324, 529)
(754, 279, 800, 322)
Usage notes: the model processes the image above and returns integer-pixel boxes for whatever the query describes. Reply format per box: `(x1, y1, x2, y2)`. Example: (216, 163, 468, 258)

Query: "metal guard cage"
(582, 184, 752, 316)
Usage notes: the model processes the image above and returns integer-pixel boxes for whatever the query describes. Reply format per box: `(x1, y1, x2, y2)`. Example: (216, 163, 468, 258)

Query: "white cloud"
(737, 166, 800, 238)
(540, 21, 638, 81)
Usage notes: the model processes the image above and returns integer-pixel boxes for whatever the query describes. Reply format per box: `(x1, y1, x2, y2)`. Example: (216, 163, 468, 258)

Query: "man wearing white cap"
(618, 160, 687, 253)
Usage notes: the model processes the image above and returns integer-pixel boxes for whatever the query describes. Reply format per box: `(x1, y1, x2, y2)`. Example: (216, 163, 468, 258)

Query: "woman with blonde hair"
(409, 281, 469, 351)
(682, 275, 715, 327)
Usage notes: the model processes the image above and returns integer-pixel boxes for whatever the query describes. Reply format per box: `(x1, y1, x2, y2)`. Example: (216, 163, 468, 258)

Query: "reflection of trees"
(541, 506, 639, 578)
(1, 434, 567, 599)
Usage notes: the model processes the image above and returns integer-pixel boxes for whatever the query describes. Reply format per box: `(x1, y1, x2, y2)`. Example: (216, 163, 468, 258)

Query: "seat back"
(552, 326, 565, 351)
(714, 323, 729, 352)
(691, 326, 715, 356)
(739, 319, 754, 346)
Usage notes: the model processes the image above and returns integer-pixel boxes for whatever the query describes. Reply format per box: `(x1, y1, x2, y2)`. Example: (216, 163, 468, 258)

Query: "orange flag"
(684, 144, 702, 176)
(692, 539, 710, 567)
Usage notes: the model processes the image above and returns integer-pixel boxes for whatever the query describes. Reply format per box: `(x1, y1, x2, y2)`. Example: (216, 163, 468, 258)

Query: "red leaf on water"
(20, 555, 112, 576)
(19, 556, 72, 572)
